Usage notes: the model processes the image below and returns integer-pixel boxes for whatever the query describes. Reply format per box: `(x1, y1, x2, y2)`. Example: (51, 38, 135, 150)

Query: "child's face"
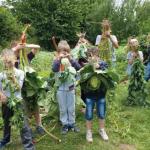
(3, 57, 15, 69)
(130, 43, 138, 51)
(60, 49, 69, 56)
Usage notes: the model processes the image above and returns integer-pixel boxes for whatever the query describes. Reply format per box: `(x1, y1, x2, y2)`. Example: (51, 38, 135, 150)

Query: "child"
(126, 38, 143, 76)
(95, 19, 118, 66)
(11, 41, 45, 135)
(144, 34, 150, 81)
(52, 40, 81, 134)
(0, 49, 35, 149)
(80, 48, 109, 143)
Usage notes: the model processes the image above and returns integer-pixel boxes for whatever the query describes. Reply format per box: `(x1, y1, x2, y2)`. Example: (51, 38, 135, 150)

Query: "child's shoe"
(36, 126, 45, 135)
(86, 130, 93, 143)
(61, 125, 68, 134)
(0, 139, 11, 149)
(69, 124, 80, 133)
(99, 129, 109, 141)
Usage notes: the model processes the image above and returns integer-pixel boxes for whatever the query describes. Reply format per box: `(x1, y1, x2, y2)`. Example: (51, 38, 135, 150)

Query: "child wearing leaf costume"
(0, 49, 35, 150)
(52, 40, 81, 134)
(95, 19, 118, 66)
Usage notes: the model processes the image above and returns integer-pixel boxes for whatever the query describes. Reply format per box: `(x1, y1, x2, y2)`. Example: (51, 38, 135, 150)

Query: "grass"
(1, 82, 150, 150)
(0, 47, 150, 150)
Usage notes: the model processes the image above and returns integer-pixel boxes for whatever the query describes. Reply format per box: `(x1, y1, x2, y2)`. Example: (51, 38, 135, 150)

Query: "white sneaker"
(99, 129, 109, 141)
(86, 130, 93, 143)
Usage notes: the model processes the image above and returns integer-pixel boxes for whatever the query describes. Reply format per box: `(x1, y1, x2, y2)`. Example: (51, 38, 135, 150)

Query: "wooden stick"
(42, 126, 61, 143)
(35, 123, 57, 143)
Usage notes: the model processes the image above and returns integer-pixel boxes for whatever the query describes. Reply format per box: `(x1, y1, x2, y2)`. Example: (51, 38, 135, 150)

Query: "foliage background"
(0, 0, 150, 50)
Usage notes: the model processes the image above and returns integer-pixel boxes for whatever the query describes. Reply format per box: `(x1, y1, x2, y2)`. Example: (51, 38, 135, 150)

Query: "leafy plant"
(127, 58, 149, 106)
(79, 64, 119, 91)
(1, 71, 24, 128)
(22, 69, 47, 111)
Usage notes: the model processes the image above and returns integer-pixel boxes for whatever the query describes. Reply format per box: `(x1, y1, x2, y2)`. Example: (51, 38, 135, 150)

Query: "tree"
(84, 0, 115, 43)
(0, 6, 21, 49)
(136, 0, 150, 34)
(6, 0, 90, 50)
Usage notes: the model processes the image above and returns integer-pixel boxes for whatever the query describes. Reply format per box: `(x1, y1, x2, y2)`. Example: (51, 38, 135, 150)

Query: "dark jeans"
(1, 103, 35, 150)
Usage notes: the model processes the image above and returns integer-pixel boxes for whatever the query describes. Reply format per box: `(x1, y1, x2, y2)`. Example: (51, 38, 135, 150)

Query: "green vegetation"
(0, 7, 21, 49)
(0, 0, 150, 49)
(0, 0, 150, 149)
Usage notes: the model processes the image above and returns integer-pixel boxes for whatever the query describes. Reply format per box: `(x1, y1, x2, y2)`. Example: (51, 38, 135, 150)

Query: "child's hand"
(105, 31, 111, 38)
(67, 54, 72, 60)
(94, 63, 100, 69)
(0, 92, 7, 103)
(58, 53, 66, 59)
(52, 36, 55, 41)
(12, 44, 25, 52)
(132, 52, 139, 58)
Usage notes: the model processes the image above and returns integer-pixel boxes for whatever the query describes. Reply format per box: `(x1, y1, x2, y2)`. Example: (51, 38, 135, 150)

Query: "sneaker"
(61, 125, 68, 134)
(86, 130, 93, 143)
(99, 129, 109, 141)
(69, 124, 80, 132)
(36, 126, 45, 135)
(0, 139, 11, 149)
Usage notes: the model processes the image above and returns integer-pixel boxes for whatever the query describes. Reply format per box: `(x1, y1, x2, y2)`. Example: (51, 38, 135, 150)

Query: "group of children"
(0, 18, 150, 150)
(52, 19, 119, 143)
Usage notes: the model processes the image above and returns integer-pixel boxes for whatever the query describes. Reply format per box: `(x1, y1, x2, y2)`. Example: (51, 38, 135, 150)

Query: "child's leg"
(1, 104, 13, 143)
(96, 98, 108, 141)
(85, 98, 95, 142)
(67, 90, 75, 126)
(20, 104, 35, 150)
(33, 106, 41, 126)
(20, 115, 35, 150)
(33, 106, 45, 135)
(67, 90, 80, 132)
(85, 98, 95, 129)
(57, 90, 68, 125)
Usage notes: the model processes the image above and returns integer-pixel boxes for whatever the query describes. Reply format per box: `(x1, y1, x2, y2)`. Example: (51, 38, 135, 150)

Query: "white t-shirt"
(95, 35, 118, 62)
(0, 68, 24, 99)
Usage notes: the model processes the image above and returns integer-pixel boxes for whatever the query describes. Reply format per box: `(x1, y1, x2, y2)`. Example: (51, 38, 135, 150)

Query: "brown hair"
(87, 47, 99, 58)
(57, 40, 70, 53)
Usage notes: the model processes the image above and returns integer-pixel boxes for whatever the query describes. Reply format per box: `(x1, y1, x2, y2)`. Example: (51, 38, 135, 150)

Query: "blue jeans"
(144, 62, 150, 81)
(85, 98, 106, 120)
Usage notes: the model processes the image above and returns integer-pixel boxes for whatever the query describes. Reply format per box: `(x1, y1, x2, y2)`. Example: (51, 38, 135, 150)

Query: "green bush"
(0, 7, 21, 49)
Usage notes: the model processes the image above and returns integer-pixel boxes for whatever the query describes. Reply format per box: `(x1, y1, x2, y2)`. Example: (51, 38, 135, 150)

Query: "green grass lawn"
(1, 82, 150, 150)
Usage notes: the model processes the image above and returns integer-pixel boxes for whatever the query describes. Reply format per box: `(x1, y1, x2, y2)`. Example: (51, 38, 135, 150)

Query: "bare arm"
(105, 31, 119, 48)
(109, 36, 119, 49)
(52, 36, 59, 51)
(31, 48, 38, 55)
